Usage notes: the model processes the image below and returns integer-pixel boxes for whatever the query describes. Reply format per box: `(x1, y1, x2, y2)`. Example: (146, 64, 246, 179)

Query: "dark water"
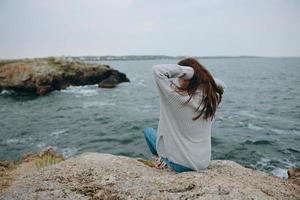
(1, 58, 299, 178)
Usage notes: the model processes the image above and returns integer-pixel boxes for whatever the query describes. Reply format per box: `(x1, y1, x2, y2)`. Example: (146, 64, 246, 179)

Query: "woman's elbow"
(214, 78, 226, 91)
(152, 64, 161, 72)
(152, 65, 165, 78)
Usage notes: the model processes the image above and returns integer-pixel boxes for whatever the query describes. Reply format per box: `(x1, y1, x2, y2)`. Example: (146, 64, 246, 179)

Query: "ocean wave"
(50, 129, 68, 138)
(58, 146, 78, 158)
(270, 128, 286, 134)
(286, 147, 300, 153)
(36, 142, 47, 149)
(0, 90, 16, 96)
(0, 90, 9, 95)
(255, 157, 271, 166)
(137, 104, 157, 112)
(252, 157, 294, 179)
(61, 85, 98, 96)
(136, 79, 146, 87)
(237, 110, 257, 118)
(6, 137, 33, 144)
(271, 168, 289, 179)
(82, 101, 116, 109)
(243, 139, 275, 145)
(270, 128, 300, 135)
(247, 123, 264, 131)
(215, 115, 225, 121)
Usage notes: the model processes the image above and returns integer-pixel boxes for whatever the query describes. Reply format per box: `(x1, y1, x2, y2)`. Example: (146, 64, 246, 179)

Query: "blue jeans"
(143, 127, 194, 173)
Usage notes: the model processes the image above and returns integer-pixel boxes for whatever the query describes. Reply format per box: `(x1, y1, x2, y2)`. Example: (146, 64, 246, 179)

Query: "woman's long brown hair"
(175, 57, 224, 120)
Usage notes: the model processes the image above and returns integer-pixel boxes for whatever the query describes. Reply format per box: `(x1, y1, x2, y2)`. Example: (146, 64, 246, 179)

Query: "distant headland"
(74, 55, 265, 61)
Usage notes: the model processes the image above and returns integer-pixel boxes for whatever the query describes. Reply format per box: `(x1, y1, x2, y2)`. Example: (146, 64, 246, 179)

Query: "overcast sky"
(0, 0, 299, 59)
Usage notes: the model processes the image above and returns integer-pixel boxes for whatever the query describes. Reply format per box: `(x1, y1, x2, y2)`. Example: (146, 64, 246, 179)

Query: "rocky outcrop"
(1, 148, 299, 200)
(288, 168, 300, 186)
(0, 147, 65, 194)
(0, 57, 129, 95)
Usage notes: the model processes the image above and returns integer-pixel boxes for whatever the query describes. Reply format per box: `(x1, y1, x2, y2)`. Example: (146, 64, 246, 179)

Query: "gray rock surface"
(1, 152, 299, 200)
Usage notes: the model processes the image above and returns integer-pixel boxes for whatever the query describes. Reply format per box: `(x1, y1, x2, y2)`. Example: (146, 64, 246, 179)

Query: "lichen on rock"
(0, 148, 299, 200)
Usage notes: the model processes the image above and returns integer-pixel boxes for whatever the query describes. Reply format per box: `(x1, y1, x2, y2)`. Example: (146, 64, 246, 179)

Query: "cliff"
(0, 57, 129, 95)
(0, 148, 299, 200)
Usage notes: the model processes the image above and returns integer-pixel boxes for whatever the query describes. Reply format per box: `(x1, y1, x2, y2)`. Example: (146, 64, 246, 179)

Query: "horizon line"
(1, 54, 300, 60)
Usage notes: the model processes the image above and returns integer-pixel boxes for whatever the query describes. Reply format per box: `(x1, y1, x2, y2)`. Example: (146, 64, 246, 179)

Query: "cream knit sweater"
(152, 64, 226, 171)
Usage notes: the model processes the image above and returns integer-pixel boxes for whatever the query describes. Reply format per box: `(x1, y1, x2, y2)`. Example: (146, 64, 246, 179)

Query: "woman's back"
(152, 63, 225, 171)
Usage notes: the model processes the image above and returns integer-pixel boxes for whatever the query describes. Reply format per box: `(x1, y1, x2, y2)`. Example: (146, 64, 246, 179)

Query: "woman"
(143, 57, 226, 172)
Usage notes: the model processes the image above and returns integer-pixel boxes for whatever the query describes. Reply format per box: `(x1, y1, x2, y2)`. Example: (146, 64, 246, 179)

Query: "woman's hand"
(178, 77, 190, 89)
(177, 66, 194, 80)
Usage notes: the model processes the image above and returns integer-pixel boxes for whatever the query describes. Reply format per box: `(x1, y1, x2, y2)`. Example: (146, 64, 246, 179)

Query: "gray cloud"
(0, 0, 299, 59)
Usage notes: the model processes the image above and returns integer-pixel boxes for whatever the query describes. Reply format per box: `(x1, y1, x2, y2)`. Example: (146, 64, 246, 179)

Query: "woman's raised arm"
(213, 77, 226, 91)
(152, 64, 194, 96)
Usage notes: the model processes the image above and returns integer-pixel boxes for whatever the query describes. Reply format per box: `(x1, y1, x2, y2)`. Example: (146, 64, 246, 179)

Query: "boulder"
(288, 167, 300, 186)
(98, 76, 119, 88)
(1, 152, 299, 200)
(0, 57, 130, 95)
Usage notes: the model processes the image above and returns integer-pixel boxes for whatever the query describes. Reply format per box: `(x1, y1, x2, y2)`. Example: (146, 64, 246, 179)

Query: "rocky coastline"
(0, 57, 130, 95)
(0, 147, 299, 200)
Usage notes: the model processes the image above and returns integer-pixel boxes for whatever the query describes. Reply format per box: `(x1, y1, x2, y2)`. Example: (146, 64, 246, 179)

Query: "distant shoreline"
(75, 55, 265, 61)
(1, 55, 300, 62)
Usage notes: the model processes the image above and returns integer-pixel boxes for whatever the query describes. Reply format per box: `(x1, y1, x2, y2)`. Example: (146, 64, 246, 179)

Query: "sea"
(0, 58, 299, 179)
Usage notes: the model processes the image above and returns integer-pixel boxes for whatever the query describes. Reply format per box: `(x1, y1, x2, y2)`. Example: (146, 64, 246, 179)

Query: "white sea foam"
(36, 142, 47, 149)
(58, 147, 78, 158)
(253, 157, 294, 179)
(215, 116, 224, 121)
(270, 128, 300, 135)
(238, 121, 245, 126)
(142, 104, 154, 109)
(270, 128, 286, 134)
(6, 138, 21, 144)
(252, 157, 271, 171)
(271, 168, 288, 179)
(0, 90, 8, 95)
(6, 137, 33, 144)
(50, 129, 68, 138)
(238, 110, 257, 118)
(136, 79, 146, 87)
(61, 85, 98, 97)
(82, 101, 116, 108)
(0, 90, 14, 95)
(256, 157, 271, 166)
(247, 123, 264, 131)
